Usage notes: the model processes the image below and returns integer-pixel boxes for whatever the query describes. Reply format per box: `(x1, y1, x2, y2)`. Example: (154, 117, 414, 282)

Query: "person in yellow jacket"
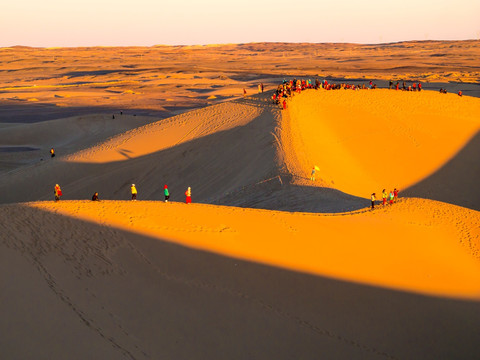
(131, 184, 137, 201)
(371, 193, 376, 210)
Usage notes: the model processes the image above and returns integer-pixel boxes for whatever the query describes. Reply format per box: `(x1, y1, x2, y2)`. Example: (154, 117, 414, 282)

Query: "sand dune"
(285, 89, 480, 209)
(1, 58, 480, 359)
(2, 41, 479, 123)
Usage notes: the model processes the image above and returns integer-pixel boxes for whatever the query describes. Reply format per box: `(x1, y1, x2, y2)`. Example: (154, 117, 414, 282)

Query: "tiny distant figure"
(458, 91, 463, 97)
(402, 81, 406, 90)
(185, 187, 192, 204)
(310, 167, 316, 181)
(164, 184, 170, 203)
(282, 99, 287, 110)
(92, 192, 99, 201)
(382, 189, 387, 206)
(243, 88, 246, 97)
(395, 82, 399, 90)
(389, 191, 394, 205)
(389, 80, 393, 89)
(131, 184, 137, 201)
(412, 83, 417, 91)
(261, 83, 264, 93)
(50, 148, 55, 158)
(120, 111, 123, 115)
(394, 188, 399, 202)
(371, 193, 376, 209)
(258, 84, 262, 93)
(54, 184, 62, 202)
(418, 82, 422, 91)
(112, 114, 115, 119)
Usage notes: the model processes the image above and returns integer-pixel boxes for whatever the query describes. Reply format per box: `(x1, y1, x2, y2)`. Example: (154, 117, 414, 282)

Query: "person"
(282, 99, 287, 110)
(418, 82, 422, 91)
(243, 88, 246, 97)
(185, 187, 192, 204)
(258, 84, 262, 93)
(261, 83, 264, 93)
(394, 188, 399, 202)
(54, 184, 62, 202)
(164, 184, 170, 203)
(50, 148, 55, 158)
(92, 192, 99, 201)
(131, 184, 137, 201)
(389, 191, 394, 205)
(310, 167, 316, 181)
(458, 91, 463, 97)
(389, 80, 393, 89)
(371, 193, 376, 209)
(382, 189, 387, 206)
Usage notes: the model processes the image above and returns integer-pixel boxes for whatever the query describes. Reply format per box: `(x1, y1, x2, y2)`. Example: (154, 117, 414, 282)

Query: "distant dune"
(1, 41, 479, 122)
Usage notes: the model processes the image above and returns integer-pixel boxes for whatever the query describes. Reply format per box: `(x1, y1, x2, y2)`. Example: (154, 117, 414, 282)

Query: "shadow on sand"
(1, 204, 479, 360)
(403, 130, 480, 211)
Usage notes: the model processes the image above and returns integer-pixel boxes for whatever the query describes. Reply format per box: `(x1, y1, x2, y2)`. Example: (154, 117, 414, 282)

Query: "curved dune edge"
(29, 198, 480, 300)
(65, 101, 263, 163)
(284, 89, 480, 198)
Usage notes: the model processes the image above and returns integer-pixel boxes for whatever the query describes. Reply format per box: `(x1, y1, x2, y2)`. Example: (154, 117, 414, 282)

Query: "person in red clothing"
(185, 187, 192, 204)
(418, 82, 422, 91)
(394, 188, 399, 202)
(282, 99, 287, 110)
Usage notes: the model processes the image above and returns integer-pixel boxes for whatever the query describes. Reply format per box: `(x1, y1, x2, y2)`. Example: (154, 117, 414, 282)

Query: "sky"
(1, 0, 479, 47)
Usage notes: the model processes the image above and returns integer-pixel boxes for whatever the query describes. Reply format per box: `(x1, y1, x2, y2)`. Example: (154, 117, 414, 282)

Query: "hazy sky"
(2, 0, 479, 47)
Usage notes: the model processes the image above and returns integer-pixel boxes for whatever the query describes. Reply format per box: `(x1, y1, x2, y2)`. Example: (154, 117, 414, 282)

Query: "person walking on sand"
(185, 187, 192, 204)
(282, 99, 287, 110)
(243, 88, 246, 97)
(164, 184, 170, 203)
(394, 188, 399, 202)
(131, 184, 137, 201)
(310, 166, 316, 181)
(371, 193, 376, 210)
(389, 191, 394, 205)
(92, 192, 99, 201)
(382, 189, 387, 206)
(50, 147, 55, 158)
(54, 184, 62, 202)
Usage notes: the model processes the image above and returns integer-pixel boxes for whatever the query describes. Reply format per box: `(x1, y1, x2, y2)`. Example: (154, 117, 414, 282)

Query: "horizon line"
(1, 38, 479, 50)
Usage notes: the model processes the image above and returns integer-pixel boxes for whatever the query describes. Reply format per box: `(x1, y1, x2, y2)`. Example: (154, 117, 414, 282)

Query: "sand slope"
(1, 201, 480, 359)
(285, 89, 480, 210)
(2, 87, 480, 359)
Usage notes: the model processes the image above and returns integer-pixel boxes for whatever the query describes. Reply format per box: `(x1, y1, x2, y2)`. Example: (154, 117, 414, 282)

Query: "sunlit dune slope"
(29, 199, 480, 299)
(66, 101, 263, 163)
(285, 89, 480, 203)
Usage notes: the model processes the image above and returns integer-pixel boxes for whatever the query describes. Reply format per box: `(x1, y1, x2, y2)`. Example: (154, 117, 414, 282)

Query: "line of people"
(54, 183, 193, 204)
(371, 188, 399, 209)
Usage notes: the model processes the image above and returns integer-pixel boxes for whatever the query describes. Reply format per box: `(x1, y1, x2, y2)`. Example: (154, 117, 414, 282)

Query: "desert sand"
(1, 42, 480, 359)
